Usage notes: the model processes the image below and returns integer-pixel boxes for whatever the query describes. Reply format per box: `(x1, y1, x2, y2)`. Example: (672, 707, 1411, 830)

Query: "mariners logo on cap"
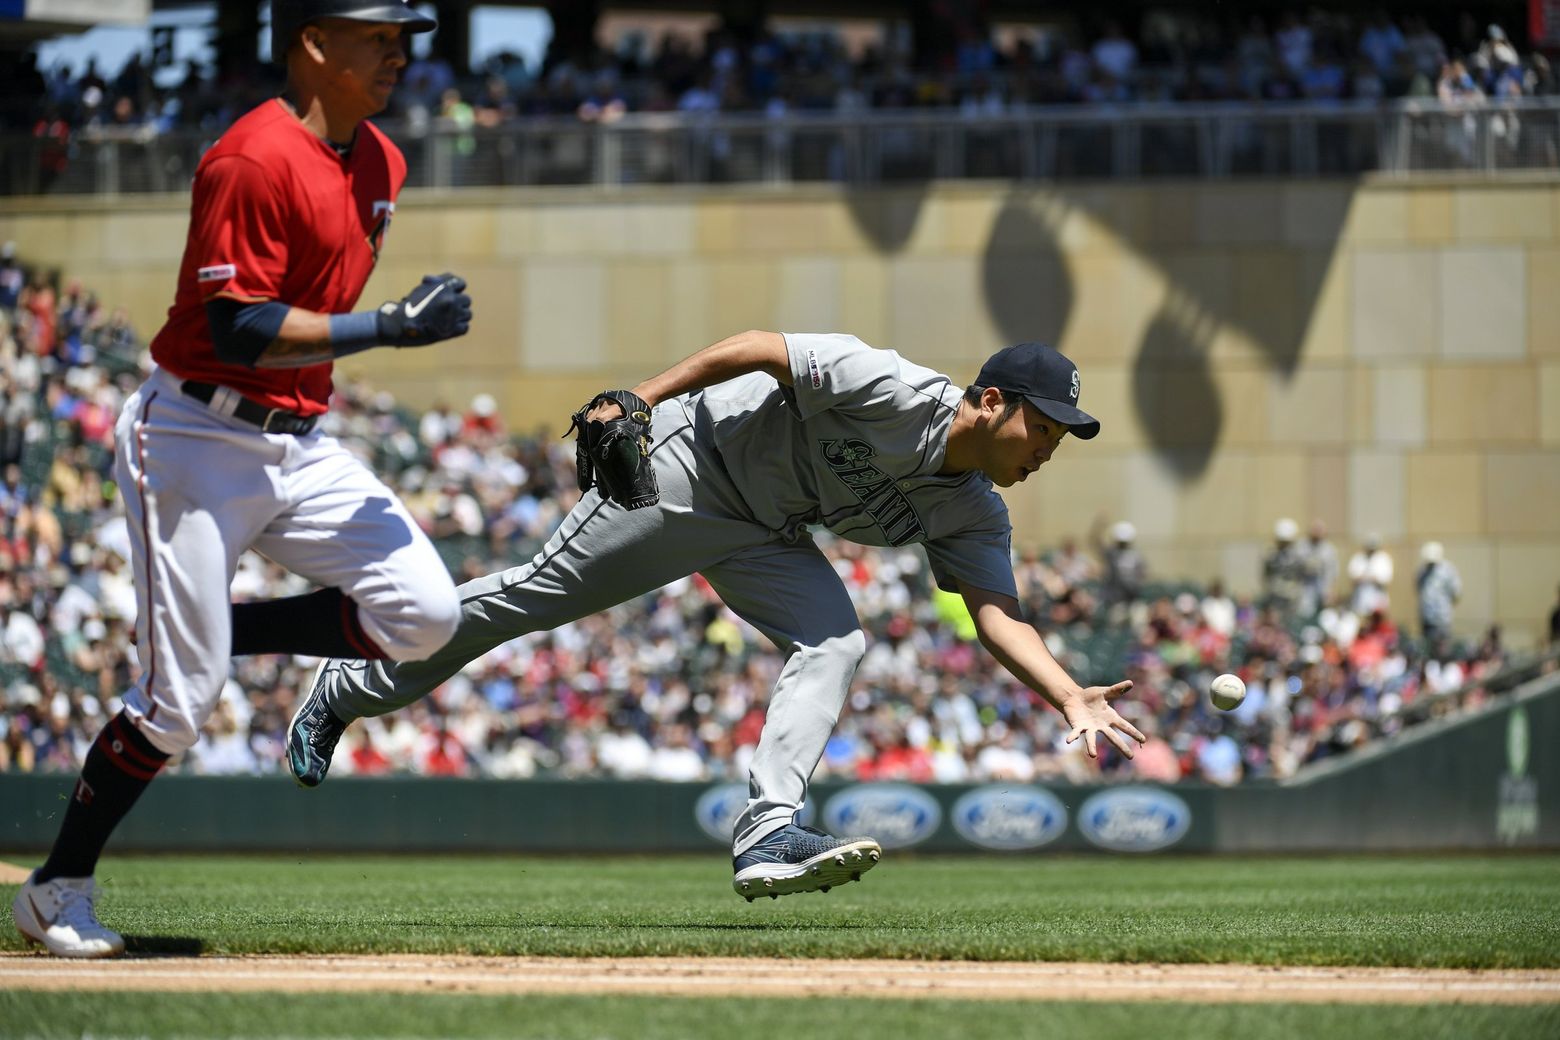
(1069, 368, 1080, 402)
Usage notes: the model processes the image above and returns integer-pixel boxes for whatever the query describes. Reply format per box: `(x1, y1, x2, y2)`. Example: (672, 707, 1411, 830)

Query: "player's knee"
(123, 688, 210, 755)
(373, 582, 460, 662)
(820, 628, 868, 669)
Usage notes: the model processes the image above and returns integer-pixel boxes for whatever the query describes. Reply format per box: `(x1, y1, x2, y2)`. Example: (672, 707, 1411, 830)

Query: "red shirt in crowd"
(149, 100, 407, 416)
(25, 285, 56, 356)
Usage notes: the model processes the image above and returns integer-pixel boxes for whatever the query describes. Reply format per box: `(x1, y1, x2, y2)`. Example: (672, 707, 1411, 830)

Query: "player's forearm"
(970, 601, 1085, 713)
(252, 307, 337, 368)
(215, 275, 471, 370)
(631, 330, 791, 406)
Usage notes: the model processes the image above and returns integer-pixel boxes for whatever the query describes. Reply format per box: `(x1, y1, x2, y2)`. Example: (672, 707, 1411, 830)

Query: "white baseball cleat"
(12, 872, 126, 958)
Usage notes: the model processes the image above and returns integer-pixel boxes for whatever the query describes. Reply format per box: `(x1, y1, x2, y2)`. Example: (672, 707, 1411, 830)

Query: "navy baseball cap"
(975, 342, 1101, 440)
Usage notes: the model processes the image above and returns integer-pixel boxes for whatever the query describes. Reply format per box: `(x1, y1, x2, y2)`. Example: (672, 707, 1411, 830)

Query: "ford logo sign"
(950, 786, 1068, 851)
(694, 784, 814, 845)
(822, 784, 941, 849)
(1077, 787, 1191, 853)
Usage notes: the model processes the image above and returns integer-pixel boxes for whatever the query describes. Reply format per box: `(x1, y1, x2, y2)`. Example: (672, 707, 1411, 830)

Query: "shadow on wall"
(846, 186, 1348, 483)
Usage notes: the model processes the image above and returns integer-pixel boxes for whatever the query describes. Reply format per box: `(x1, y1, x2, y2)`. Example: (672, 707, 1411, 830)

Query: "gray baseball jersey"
(697, 332, 1016, 598)
(318, 333, 1021, 854)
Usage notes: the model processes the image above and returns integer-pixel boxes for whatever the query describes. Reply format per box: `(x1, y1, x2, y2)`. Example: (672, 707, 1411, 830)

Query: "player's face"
(313, 19, 409, 116)
(985, 398, 1068, 488)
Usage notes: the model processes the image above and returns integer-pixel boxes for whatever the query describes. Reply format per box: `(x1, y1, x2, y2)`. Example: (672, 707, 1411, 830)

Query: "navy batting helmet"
(270, 0, 437, 63)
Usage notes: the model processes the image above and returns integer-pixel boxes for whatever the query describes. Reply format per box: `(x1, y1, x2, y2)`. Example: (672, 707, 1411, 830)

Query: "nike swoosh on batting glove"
(377, 272, 472, 347)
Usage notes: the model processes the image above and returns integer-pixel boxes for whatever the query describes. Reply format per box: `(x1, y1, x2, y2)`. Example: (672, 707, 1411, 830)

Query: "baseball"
(1210, 673, 1246, 711)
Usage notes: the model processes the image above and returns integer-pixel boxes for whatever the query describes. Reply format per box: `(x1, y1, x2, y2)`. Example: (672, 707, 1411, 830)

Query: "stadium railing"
(2, 98, 1556, 195)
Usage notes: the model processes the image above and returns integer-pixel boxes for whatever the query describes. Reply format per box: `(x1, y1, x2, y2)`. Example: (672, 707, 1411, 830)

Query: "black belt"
(180, 380, 318, 435)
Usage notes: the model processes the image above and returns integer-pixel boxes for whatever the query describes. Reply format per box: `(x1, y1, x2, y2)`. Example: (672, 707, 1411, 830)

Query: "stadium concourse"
(3, 9, 1554, 147)
(0, 255, 1516, 788)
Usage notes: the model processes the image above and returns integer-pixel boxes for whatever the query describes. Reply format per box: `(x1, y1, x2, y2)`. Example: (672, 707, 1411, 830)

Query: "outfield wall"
(3, 670, 1554, 856)
(3, 177, 1557, 643)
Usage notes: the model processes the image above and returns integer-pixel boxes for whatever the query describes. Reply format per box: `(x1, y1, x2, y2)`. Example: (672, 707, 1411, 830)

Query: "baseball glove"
(566, 389, 659, 510)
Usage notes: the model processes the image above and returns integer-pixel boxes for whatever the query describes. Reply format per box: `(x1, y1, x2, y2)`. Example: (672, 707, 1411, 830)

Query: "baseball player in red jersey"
(12, 0, 469, 958)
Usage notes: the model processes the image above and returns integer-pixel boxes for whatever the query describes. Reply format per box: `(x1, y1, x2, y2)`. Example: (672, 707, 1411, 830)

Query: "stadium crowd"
(0, 252, 1524, 788)
(3, 8, 1555, 142)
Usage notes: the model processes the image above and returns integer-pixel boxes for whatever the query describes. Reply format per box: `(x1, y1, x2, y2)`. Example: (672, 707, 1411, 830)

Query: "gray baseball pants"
(320, 400, 866, 854)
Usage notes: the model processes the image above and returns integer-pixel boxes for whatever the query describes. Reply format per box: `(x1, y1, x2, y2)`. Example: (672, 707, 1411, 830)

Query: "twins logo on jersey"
(366, 200, 395, 262)
(820, 438, 926, 546)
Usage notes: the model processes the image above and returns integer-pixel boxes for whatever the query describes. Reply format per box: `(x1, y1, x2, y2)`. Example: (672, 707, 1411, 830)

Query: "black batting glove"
(376, 273, 472, 347)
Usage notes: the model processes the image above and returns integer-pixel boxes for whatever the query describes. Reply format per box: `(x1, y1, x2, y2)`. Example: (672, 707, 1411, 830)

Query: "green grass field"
(2, 992, 1557, 1040)
(2, 852, 1557, 965)
(3, 852, 1558, 1040)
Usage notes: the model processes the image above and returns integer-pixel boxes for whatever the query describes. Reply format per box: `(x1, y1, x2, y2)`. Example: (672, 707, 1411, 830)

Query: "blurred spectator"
(1347, 533, 1393, 615)
(31, 106, 70, 192)
(1274, 13, 1313, 78)
(1474, 25, 1521, 92)
(1093, 517, 1146, 608)
(1300, 520, 1339, 616)
(460, 392, 505, 441)
(1261, 517, 1307, 615)
(0, 244, 23, 311)
(1549, 585, 1560, 648)
(1437, 58, 1484, 103)
(438, 87, 477, 162)
(1092, 21, 1139, 82)
(1127, 717, 1181, 782)
(22, 271, 58, 358)
(1358, 12, 1404, 76)
(1403, 18, 1448, 80)
(1200, 579, 1237, 638)
(1415, 541, 1461, 650)
(1047, 537, 1097, 588)
(1193, 719, 1242, 786)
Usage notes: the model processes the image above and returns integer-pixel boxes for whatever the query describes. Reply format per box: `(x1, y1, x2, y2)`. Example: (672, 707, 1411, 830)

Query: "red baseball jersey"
(150, 100, 406, 416)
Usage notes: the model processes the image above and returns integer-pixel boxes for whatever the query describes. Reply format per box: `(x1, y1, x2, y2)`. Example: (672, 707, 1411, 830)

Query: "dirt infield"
(3, 953, 1559, 1005)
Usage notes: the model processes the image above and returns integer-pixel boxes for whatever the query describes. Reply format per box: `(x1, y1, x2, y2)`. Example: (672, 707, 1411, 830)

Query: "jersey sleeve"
(923, 528, 1019, 598)
(783, 333, 905, 420)
(921, 488, 1018, 597)
(186, 155, 292, 303)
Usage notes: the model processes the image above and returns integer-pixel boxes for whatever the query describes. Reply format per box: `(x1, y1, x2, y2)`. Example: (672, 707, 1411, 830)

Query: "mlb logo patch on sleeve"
(198, 264, 237, 283)
(807, 349, 822, 389)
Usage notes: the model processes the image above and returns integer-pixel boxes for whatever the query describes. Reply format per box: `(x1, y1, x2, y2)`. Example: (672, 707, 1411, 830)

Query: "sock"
(229, 587, 386, 659)
(36, 712, 170, 882)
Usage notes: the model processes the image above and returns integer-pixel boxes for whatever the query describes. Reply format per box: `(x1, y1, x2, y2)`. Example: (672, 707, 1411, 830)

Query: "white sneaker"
(12, 872, 126, 958)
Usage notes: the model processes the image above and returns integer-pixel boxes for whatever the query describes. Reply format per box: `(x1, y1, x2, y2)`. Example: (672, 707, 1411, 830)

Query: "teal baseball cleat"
(288, 661, 348, 788)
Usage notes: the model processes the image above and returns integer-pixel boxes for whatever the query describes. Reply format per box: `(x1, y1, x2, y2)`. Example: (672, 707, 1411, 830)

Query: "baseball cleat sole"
(733, 839, 882, 900)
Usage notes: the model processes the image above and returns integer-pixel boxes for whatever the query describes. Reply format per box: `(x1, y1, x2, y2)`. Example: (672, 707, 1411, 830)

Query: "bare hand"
(1062, 680, 1146, 759)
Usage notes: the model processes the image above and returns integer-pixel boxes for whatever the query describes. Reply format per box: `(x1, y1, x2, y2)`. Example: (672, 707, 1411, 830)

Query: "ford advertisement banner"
(1076, 787, 1193, 853)
(822, 784, 942, 850)
(694, 782, 815, 845)
(692, 781, 1205, 853)
(950, 785, 1069, 851)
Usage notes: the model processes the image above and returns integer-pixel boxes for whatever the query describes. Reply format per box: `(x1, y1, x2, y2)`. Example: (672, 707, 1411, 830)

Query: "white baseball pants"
(116, 367, 459, 755)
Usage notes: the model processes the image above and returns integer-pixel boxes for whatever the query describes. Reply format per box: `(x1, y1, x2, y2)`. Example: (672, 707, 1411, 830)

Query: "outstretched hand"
(1062, 680, 1146, 759)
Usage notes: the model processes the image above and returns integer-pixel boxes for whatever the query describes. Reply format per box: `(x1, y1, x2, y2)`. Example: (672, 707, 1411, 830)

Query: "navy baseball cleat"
(287, 662, 348, 788)
(733, 823, 882, 901)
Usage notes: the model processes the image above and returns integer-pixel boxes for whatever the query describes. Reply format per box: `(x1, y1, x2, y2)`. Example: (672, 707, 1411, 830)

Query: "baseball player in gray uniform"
(289, 330, 1144, 898)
